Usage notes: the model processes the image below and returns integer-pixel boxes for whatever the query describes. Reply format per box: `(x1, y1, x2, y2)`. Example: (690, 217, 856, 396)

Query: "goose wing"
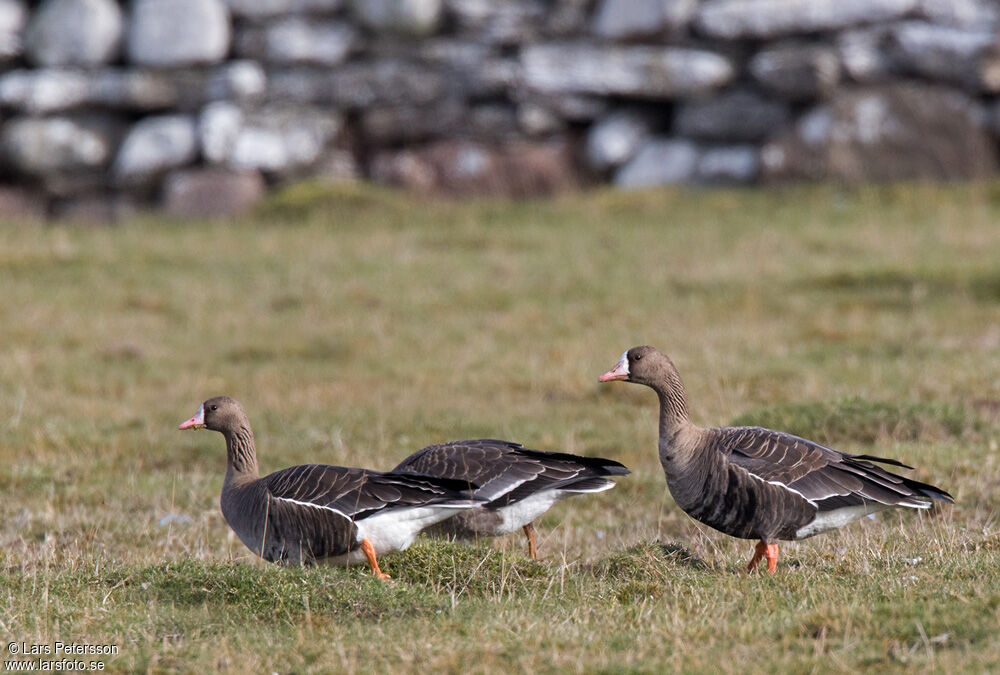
(394, 439, 629, 507)
(265, 464, 480, 522)
(716, 426, 953, 510)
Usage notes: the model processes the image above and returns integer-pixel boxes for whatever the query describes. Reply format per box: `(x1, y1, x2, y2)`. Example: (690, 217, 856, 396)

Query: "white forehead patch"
(617, 350, 630, 374)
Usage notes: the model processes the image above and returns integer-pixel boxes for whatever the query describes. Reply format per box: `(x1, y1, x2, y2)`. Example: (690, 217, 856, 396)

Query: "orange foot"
(746, 541, 779, 574)
(522, 523, 539, 560)
(360, 538, 392, 581)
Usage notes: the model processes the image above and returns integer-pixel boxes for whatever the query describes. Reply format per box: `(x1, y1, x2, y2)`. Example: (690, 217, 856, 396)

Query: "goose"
(393, 439, 629, 559)
(178, 396, 483, 579)
(599, 346, 953, 573)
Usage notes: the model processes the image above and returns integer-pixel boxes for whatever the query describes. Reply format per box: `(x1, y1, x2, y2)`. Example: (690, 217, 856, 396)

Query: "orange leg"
(523, 523, 538, 560)
(360, 538, 391, 581)
(747, 541, 780, 574)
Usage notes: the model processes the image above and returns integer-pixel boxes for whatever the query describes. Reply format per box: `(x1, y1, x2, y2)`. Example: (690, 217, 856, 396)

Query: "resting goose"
(599, 346, 953, 573)
(178, 396, 483, 579)
(393, 439, 629, 559)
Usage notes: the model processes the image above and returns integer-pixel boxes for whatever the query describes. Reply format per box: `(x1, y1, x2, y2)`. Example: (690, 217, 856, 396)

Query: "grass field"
(1, 181, 999, 673)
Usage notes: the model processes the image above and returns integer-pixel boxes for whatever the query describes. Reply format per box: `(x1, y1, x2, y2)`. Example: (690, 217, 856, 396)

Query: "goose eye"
(210, 404, 218, 411)
(633, 354, 642, 361)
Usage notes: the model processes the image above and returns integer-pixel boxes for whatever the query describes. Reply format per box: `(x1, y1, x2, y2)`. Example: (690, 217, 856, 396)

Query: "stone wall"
(1, 0, 999, 219)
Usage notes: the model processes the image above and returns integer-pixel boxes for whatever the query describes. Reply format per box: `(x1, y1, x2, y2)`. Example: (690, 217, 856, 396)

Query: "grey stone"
(0, 69, 91, 113)
(750, 43, 841, 100)
(592, 0, 696, 41)
(696, 145, 759, 183)
(51, 194, 139, 224)
(235, 19, 356, 65)
(223, 0, 343, 19)
(446, 0, 544, 44)
(163, 168, 265, 219)
(371, 138, 578, 197)
(887, 21, 1000, 92)
(614, 139, 699, 188)
(269, 61, 450, 108)
(127, 0, 231, 67)
(522, 44, 734, 99)
(24, 0, 122, 67)
(0, 185, 45, 221)
(916, 0, 998, 29)
(351, 0, 443, 36)
(762, 84, 995, 182)
(310, 147, 361, 183)
(199, 101, 243, 164)
(0, 0, 27, 62)
(113, 115, 198, 184)
(1, 114, 122, 177)
(228, 106, 343, 175)
(206, 61, 267, 102)
(837, 27, 893, 83)
(0, 64, 265, 114)
(674, 89, 790, 142)
(361, 100, 466, 145)
(585, 111, 653, 171)
(517, 103, 565, 136)
(696, 0, 916, 40)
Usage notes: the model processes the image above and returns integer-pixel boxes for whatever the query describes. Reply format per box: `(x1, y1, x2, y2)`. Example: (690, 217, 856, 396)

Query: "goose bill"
(599, 352, 630, 382)
(178, 404, 206, 430)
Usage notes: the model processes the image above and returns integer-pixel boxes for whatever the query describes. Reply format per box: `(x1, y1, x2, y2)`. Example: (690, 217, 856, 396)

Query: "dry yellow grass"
(1, 181, 998, 672)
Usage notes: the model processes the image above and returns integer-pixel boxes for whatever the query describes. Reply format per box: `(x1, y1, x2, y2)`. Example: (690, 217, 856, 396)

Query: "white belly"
(794, 503, 891, 539)
(493, 490, 564, 534)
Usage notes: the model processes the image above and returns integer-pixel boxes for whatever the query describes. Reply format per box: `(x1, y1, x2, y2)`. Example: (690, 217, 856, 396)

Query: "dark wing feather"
(264, 464, 481, 522)
(393, 439, 630, 508)
(717, 426, 953, 509)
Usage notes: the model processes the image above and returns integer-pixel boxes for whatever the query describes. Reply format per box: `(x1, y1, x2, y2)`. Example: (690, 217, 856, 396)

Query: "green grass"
(2, 181, 1000, 672)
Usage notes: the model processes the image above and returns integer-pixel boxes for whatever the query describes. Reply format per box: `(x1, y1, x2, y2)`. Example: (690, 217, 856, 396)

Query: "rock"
(886, 21, 1000, 92)
(0, 69, 91, 114)
(227, 106, 342, 176)
(613, 139, 699, 188)
(371, 139, 578, 197)
(591, 0, 696, 41)
(750, 43, 841, 100)
(113, 115, 198, 185)
(695, 0, 916, 40)
(127, 0, 231, 67)
(515, 93, 608, 122)
(517, 103, 565, 135)
(162, 168, 265, 219)
(24, 0, 122, 67)
(837, 27, 893, 83)
(446, 0, 544, 45)
(199, 101, 243, 164)
(361, 99, 466, 145)
(223, 0, 343, 19)
(268, 61, 450, 108)
(310, 147, 361, 183)
(0, 185, 46, 220)
(696, 145, 759, 183)
(351, 0, 443, 37)
(234, 19, 356, 65)
(522, 44, 734, 99)
(674, 89, 790, 142)
(1, 114, 123, 177)
(916, 0, 998, 29)
(0, 64, 264, 114)
(0, 0, 27, 62)
(584, 110, 654, 171)
(762, 84, 995, 182)
(206, 61, 267, 102)
(51, 193, 139, 224)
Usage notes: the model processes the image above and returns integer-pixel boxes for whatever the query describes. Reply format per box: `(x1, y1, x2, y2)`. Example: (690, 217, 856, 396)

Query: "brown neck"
(652, 368, 690, 437)
(223, 423, 259, 483)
